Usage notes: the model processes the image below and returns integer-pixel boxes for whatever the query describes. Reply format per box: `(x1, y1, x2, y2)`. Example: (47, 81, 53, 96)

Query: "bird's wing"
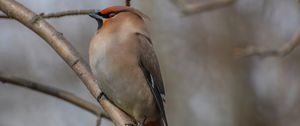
(136, 33, 168, 126)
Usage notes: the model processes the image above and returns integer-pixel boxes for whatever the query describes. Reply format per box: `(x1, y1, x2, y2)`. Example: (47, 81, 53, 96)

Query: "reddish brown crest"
(99, 6, 149, 20)
(100, 6, 130, 15)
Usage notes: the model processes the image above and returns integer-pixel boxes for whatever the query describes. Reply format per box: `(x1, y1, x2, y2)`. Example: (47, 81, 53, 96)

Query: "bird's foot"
(137, 122, 144, 126)
(125, 124, 135, 126)
(97, 92, 106, 101)
(142, 115, 147, 125)
(125, 122, 144, 126)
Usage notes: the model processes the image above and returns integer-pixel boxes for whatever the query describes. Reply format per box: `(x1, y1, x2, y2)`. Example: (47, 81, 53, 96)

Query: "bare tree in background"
(171, 0, 300, 58)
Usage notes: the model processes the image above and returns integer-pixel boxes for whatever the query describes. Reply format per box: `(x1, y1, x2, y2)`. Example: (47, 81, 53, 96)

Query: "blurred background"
(1, 0, 300, 126)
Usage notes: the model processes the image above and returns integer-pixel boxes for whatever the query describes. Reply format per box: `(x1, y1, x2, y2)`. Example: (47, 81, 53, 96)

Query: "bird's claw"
(97, 92, 105, 101)
(125, 124, 135, 126)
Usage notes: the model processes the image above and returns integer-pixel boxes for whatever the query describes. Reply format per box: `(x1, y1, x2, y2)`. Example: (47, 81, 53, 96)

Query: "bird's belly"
(91, 51, 157, 122)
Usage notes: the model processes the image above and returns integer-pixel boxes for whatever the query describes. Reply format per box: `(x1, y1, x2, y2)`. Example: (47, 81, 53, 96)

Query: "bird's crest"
(99, 6, 149, 20)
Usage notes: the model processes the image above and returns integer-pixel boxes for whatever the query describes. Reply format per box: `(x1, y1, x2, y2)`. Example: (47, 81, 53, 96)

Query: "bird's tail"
(145, 120, 163, 126)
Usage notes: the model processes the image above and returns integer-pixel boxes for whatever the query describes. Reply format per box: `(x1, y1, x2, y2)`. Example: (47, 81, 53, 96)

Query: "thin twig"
(174, 0, 234, 15)
(0, 75, 109, 120)
(0, 0, 134, 126)
(235, 31, 300, 57)
(96, 116, 102, 126)
(0, 9, 97, 19)
(126, 0, 131, 7)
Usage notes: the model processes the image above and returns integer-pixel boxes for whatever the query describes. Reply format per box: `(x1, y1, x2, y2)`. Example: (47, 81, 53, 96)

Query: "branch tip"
(126, 0, 131, 7)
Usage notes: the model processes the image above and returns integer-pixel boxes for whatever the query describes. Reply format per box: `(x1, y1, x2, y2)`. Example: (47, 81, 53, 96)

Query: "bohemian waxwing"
(88, 6, 168, 126)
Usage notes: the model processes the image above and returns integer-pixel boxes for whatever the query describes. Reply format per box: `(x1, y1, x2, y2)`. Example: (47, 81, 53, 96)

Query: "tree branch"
(173, 0, 234, 15)
(126, 0, 131, 7)
(0, 75, 109, 119)
(235, 31, 300, 57)
(0, 0, 134, 126)
(0, 9, 97, 19)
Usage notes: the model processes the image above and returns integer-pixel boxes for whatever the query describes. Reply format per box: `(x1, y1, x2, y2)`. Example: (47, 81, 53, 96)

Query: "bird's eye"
(108, 12, 116, 18)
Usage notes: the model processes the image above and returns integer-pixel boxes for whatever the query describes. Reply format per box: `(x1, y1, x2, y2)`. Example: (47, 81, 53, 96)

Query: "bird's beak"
(89, 12, 101, 20)
(89, 12, 103, 30)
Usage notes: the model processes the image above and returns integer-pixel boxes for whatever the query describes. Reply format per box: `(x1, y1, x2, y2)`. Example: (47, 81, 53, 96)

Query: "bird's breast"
(89, 33, 149, 99)
(89, 30, 157, 123)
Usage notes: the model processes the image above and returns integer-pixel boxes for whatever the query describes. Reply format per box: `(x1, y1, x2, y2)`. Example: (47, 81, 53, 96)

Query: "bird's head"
(89, 6, 148, 29)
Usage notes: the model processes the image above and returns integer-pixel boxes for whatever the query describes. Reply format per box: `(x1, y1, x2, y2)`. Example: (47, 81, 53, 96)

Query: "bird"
(88, 6, 168, 126)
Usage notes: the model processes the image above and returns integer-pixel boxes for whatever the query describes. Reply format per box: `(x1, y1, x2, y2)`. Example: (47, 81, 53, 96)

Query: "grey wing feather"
(137, 33, 165, 95)
(137, 33, 168, 126)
